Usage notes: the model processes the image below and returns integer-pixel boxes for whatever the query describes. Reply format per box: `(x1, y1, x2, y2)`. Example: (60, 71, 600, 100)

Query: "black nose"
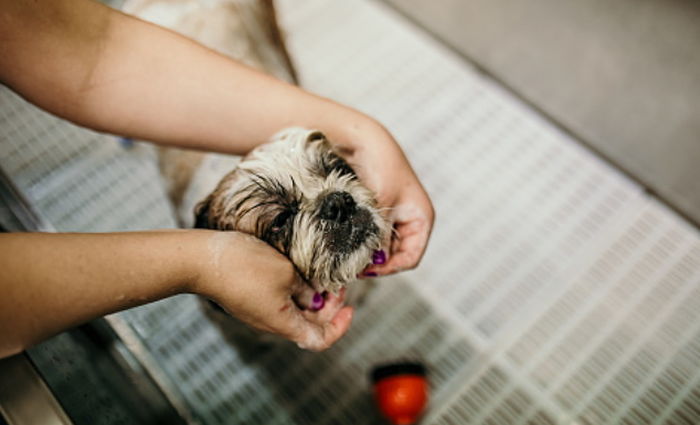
(319, 191, 356, 222)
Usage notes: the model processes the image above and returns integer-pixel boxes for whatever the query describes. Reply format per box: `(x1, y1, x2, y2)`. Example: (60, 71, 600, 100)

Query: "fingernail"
(363, 271, 378, 277)
(309, 292, 325, 311)
(372, 250, 387, 265)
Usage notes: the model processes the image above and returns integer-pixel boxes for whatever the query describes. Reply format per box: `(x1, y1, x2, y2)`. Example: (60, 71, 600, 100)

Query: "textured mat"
(1, 0, 698, 424)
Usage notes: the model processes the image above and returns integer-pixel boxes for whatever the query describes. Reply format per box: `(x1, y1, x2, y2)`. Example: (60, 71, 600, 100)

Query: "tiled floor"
(382, 0, 700, 227)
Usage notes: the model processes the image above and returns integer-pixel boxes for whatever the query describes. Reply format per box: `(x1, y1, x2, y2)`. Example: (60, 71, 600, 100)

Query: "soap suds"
(207, 232, 232, 276)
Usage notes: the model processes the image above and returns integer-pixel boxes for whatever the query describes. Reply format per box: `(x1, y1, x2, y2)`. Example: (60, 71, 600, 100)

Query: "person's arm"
(0, 0, 434, 274)
(0, 0, 433, 273)
(0, 231, 352, 358)
(0, 0, 372, 153)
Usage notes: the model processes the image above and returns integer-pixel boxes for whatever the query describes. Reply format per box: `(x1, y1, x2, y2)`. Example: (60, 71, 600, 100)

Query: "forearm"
(0, 0, 384, 155)
(0, 230, 202, 357)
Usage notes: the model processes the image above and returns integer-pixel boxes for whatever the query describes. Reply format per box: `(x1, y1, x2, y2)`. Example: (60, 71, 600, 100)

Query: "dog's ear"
(305, 130, 327, 144)
(194, 197, 213, 229)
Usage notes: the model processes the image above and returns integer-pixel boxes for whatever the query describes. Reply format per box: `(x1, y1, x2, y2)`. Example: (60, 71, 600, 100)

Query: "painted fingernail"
(363, 271, 378, 277)
(372, 250, 387, 265)
(310, 292, 325, 311)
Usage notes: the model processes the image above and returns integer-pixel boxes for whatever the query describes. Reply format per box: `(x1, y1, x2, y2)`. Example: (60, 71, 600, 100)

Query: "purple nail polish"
(372, 250, 387, 265)
(364, 271, 378, 277)
(310, 292, 325, 311)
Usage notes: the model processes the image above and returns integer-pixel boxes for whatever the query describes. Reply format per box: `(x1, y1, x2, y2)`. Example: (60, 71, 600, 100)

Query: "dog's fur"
(194, 128, 390, 293)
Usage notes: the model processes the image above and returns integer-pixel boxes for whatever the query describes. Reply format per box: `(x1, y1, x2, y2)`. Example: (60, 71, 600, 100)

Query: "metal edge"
(0, 354, 73, 425)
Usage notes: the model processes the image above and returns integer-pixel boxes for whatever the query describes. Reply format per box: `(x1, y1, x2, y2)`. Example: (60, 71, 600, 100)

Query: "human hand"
(191, 231, 353, 351)
(332, 120, 434, 276)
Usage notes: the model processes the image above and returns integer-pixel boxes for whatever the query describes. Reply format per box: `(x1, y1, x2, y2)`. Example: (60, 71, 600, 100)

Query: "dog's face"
(195, 128, 390, 293)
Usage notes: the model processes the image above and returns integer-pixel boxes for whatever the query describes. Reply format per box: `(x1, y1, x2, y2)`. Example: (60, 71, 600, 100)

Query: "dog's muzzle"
(318, 191, 378, 255)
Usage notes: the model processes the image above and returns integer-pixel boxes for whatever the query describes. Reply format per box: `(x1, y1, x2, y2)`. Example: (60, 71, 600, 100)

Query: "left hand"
(192, 231, 354, 351)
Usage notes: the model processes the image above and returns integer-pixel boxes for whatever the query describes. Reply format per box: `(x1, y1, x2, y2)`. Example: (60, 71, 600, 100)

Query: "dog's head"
(194, 128, 390, 293)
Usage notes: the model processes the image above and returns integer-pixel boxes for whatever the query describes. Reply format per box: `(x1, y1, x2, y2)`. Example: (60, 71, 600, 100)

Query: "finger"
(302, 287, 346, 323)
(293, 306, 354, 352)
(291, 282, 318, 310)
(365, 219, 430, 275)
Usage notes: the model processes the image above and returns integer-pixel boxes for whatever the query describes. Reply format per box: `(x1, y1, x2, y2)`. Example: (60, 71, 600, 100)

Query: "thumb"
(291, 281, 320, 310)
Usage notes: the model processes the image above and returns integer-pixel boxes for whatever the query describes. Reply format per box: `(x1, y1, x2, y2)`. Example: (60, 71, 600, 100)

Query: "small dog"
(194, 127, 391, 294)
(124, 0, 390, 296)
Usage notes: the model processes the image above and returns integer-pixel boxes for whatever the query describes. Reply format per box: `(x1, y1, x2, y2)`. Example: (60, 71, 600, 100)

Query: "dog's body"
(125, 0, 390, 296)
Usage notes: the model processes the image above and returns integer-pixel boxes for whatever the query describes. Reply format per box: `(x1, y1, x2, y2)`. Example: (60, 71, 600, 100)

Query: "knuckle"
(294, 333, 332, 352)
(279, 259, 296, 275)
(314, 341, 332, 352)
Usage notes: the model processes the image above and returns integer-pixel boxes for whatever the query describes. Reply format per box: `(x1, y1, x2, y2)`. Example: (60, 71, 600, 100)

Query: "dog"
(193, 127, 391, 294)
(124, 0, 390, 301)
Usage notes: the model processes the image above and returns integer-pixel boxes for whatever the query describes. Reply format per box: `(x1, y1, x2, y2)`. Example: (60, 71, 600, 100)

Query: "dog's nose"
(319, 191, 356, 222)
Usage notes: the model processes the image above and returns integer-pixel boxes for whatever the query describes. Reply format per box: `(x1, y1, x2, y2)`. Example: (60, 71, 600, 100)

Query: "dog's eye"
(260, 207, 297, 255)
(270, 210, 294, 233)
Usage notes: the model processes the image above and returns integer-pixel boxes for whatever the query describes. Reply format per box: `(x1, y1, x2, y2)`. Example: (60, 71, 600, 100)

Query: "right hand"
(190, 231, 353, 351)
(327, 120, 435, 277)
